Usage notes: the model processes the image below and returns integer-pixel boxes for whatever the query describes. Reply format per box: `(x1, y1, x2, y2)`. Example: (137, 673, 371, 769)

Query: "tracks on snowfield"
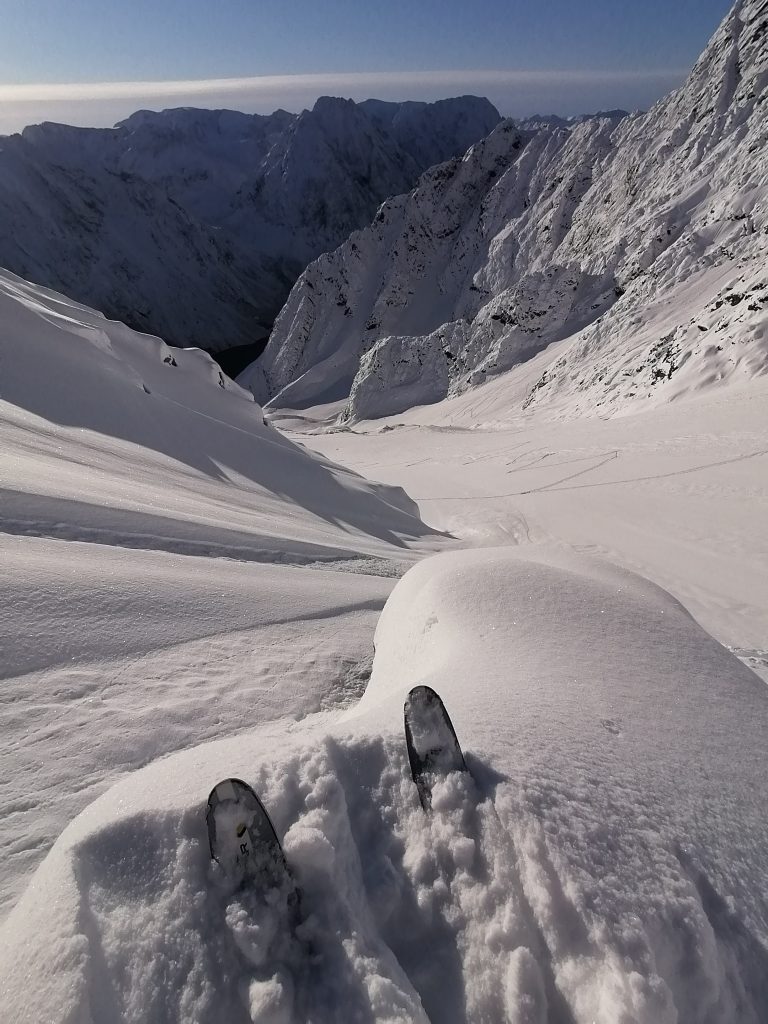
(729, 646, 768, 685)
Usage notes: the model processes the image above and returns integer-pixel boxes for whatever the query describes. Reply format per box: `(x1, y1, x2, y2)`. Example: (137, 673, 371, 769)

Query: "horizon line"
(0, 68, 689, 104)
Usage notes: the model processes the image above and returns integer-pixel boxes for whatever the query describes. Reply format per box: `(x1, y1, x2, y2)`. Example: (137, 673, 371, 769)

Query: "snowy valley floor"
(1, 362, 767, 1023)
(293, 377, 768, 674)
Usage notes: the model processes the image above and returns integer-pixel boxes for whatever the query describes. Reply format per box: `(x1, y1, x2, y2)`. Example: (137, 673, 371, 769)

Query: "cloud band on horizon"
(0, 68, 688, 135)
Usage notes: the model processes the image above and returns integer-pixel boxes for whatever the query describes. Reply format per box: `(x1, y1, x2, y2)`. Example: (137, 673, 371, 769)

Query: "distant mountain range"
(244, 0, 767, 419)
(0, 95, 500, 372)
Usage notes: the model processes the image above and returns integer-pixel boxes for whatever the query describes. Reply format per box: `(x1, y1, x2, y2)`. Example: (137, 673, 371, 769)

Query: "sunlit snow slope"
(0, 268, 433, 563)
(0, 267, 442, 918)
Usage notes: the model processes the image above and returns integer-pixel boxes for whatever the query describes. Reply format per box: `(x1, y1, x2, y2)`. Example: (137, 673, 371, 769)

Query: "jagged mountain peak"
(309, 94, 361, 117)
(362, 94, 502, 169)
(0, 95, 500, 363)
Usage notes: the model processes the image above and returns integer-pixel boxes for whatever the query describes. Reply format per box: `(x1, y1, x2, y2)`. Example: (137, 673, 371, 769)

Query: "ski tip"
(207, 777, 254, 809)
(206, 777, 281, 867)
(404, 684, 442, 709)
(403, 684, 468, 812)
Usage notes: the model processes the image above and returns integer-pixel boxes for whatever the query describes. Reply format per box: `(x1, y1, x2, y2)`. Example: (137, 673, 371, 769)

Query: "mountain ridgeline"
(0, 95, 500, 371)
(244, 0, 768, 419)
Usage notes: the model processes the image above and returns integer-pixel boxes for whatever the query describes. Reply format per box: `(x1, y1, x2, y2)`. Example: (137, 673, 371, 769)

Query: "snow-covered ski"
(206, 778, 295, 903)
(404, 685, 467, 809)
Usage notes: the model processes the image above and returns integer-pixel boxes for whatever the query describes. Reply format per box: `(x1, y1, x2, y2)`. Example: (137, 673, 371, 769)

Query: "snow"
(303, 372, 768, 658)
(1, 544, 766, 1023)
(1, 3, 767, 1019)
(0, 266, 440, 919)
(1, 261, 767, 1022)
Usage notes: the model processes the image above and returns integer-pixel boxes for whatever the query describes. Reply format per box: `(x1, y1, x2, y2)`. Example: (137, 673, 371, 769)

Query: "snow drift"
(2, 547, 766, 1023)
(0, 264, 447, 921)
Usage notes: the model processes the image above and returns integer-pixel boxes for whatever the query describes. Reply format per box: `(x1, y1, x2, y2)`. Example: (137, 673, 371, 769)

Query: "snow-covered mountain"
(248, 0, 768, 419)
(0, 96, 500, 362)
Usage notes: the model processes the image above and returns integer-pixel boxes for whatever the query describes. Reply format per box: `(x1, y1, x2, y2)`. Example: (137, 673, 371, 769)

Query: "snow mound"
(3, 548, 766, 1023)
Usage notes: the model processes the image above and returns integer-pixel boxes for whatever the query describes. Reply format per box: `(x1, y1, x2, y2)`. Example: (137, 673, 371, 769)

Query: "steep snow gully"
(0, 96, 500, 362)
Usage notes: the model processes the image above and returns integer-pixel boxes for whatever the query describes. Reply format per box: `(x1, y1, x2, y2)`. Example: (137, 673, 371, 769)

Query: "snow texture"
(1, 548, 766, 1024)
(0, 265, 766, 1022)
(250, 0, 768, 419)
(1, 262, 767, 1021)
(0, 266, 443, 919)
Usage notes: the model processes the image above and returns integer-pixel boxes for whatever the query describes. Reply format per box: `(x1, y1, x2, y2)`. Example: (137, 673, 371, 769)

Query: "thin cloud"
(0, 69, 688, 134)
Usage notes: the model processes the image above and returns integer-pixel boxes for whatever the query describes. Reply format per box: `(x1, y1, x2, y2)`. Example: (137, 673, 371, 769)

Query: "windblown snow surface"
(0, 265, 440, 925)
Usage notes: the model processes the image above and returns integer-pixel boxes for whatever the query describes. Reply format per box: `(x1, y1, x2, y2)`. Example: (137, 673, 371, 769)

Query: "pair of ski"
(206, 685, 466, 889)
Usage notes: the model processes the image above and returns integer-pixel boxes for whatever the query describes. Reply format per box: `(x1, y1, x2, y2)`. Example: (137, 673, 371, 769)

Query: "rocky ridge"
(248, 0, 768, 419)
(0, 96, 500, 362)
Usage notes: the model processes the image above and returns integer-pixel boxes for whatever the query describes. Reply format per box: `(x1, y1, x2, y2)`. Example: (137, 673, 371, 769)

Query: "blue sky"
(0, 0, 731, 133)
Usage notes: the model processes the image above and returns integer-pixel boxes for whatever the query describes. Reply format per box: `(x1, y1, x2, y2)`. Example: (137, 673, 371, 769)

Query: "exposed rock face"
(249, 116, 622, 408)
(0, 96, 501, 358)
(249, 0, 768, 420)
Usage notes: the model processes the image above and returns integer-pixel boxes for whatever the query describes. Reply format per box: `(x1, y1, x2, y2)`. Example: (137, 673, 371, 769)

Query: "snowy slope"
(1, 7, 766, 1019)
(0, 96, 500, 357)
(0, 119, 268, 354)
(361, 95, 507, 170)
(250, 0, 768, 418)
(1, 267, 767, 1022)
(0, 268, 446, 917)
(0, 267, 438, 566)
(223, 96, 500, 265)
(517, 109, 630, 130)
(1, 547, 766, 1024)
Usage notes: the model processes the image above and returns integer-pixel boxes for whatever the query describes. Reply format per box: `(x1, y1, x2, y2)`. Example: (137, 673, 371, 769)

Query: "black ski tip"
(404, 685, 467, 811)
(206, 777, 282, 865)
(405, 684, 442, 708)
